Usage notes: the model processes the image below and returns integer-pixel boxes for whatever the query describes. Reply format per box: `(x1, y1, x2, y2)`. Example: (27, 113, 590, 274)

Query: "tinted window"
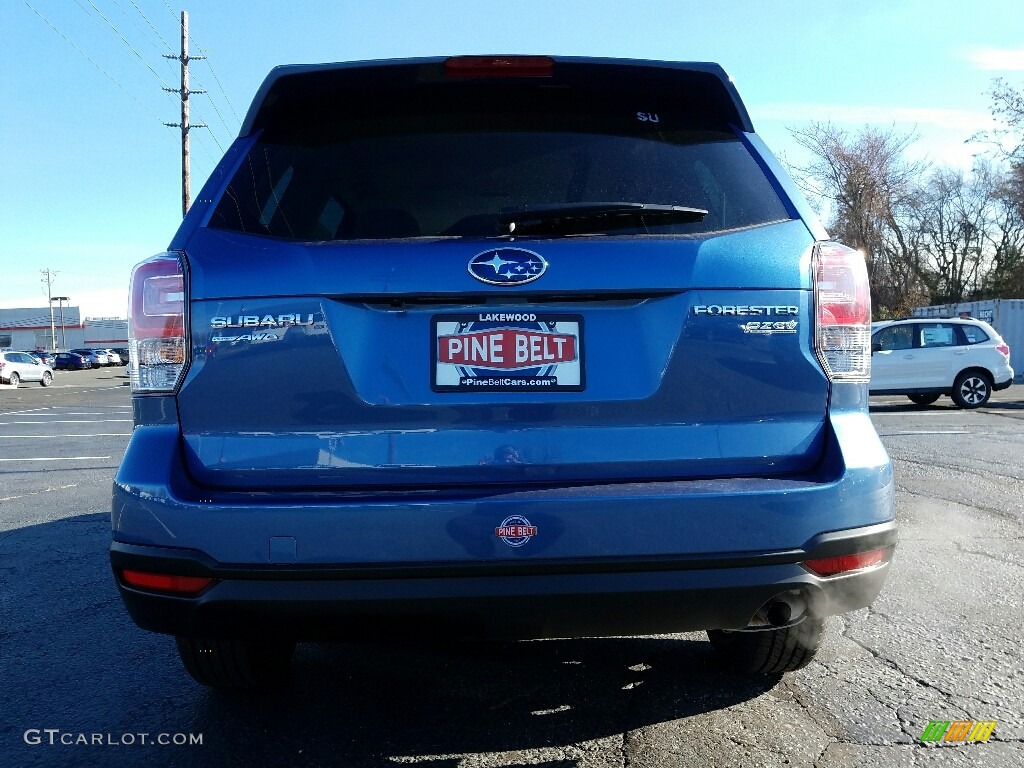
(210, 84, 790, 241)
(873, 325, 914, 351)
(960, 324, 990, 344)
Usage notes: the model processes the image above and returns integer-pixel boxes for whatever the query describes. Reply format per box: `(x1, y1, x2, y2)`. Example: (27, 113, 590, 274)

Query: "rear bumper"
(112, 385, 895, 640)
(111, 522, 895, 641)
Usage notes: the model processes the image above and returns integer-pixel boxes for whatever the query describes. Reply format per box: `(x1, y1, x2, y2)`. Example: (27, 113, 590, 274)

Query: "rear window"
(209, 79, 790, 241)
(960, 324, 990, 344)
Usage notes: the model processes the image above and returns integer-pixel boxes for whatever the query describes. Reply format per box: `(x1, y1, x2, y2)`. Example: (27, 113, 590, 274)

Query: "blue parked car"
(53, 352, 92, 370)
(112, 56, 895, 689)
(68, 349, 102, 368)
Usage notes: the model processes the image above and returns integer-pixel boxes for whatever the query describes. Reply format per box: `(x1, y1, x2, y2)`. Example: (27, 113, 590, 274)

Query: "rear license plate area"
(432, 313, 584, 392)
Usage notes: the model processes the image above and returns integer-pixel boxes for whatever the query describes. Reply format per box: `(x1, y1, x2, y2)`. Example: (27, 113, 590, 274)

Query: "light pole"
(51, 297, 69, 351)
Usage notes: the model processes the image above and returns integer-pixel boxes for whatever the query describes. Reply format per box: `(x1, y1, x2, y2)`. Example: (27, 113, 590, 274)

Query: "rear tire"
(175, 637, 295, 689)
(40, 371, 53, 387)
(907, 393, 940, 406)
(951, 371, 991, 409)
(707, 618, 824, 674)
(7, 372, 19, 387)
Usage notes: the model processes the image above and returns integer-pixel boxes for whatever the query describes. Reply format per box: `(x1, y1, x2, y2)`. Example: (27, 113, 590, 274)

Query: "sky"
(2, 0, 1023, 319)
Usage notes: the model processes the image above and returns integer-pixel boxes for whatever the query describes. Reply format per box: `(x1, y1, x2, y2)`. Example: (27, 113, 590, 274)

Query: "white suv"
(0, 351, 54, 387)
(870, 318, 1014, 408)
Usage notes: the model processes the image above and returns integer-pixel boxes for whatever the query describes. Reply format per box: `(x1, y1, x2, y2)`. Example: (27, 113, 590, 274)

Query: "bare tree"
(988, 78, 1024, 162)
(911, 166, 995, 303)
(788, 123, 930, 317)
(978, 161, 1024, 297)
(788, 84, 1024, 312)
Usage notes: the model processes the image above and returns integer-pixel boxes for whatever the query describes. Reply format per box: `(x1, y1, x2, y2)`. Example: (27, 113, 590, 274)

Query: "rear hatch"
(173, 57, 828, 490)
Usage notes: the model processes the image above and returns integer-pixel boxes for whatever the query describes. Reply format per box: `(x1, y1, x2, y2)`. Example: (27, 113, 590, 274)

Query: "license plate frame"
(432, 312, 585, 392)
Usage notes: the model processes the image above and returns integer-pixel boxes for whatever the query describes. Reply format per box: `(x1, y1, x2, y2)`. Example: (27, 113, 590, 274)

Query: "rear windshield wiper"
(499, 202, 708, 236)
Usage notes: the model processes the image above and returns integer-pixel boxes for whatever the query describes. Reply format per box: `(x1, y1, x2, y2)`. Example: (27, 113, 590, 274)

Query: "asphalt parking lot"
(1, 369, 1022, 767)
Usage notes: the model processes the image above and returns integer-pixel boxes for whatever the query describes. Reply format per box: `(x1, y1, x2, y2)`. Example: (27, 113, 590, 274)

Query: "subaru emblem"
(468, 248, 548, 286)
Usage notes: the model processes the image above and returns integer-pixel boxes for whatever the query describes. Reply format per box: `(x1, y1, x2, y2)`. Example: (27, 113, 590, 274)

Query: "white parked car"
(870, 318, 1014, 408)
(0, 350, 54, 387)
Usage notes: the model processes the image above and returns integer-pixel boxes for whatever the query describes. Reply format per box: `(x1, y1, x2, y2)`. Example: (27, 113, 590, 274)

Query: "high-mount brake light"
(121, 569, 213, 595)
(444, 56, 555, 78)
(803, 547, 889, 577)
(814, 242, 871, 382)
(129, 252, 188, 393)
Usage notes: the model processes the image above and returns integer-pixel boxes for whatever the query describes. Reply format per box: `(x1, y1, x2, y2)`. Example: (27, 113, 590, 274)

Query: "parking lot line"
(0, 456, 111, 462)
(0, 483, 78, 502)
(0, 407, 55, 416)
(878, 430, 972, 436)
(3, 434, 132, 438)
(22, 411, 113, 416)
(0, 419, 132, 425)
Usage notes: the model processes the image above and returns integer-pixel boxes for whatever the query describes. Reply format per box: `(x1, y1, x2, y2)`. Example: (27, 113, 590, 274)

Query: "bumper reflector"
(803, 547, 889, 577)
(121, 569, 214, 595)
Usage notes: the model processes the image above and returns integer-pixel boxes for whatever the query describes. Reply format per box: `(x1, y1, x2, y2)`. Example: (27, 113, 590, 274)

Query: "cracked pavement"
(1, 374, 1021, 767)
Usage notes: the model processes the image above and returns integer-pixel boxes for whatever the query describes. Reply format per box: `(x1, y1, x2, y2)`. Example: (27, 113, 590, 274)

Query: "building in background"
(0, 307, 127, 351)
(83, 317, 130, 347)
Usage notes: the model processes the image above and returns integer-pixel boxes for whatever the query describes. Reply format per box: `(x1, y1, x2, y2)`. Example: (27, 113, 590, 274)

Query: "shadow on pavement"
(3, 513, 780, 768)
(870, 399, 1024, 414)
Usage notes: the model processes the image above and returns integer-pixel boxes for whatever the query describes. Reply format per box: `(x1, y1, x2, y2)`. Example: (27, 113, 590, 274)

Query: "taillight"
(803, 547, 890, 577)
(129, 252, 188, 393)
(814, 242, 871, 382)
(996, 343, 1010, 361)
(444, 55, 555, 78)
(121, 569, 213, 595)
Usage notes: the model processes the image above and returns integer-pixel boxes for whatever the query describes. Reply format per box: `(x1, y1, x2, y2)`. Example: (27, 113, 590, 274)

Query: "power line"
(187, 74, 232, 145)
(19, 0, 173, 131)
(73, 0, 177, 92)
(109, 0, 170, 60)
(202, 58, 242, 125)
(126, 0, 173, 52)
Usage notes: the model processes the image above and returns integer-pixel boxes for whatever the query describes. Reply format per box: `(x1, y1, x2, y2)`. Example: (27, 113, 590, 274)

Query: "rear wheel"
(40, 371, 53, 387)
(951, 371, 991, 409)
(7, 372, 19, 387)
(907, 393, 940, 406)
(175, 637, 296, 689)
(707, 618, 824, 674)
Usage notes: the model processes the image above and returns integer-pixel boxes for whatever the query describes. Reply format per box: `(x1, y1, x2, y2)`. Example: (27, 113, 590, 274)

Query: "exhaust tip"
(748, 590, 808, 629)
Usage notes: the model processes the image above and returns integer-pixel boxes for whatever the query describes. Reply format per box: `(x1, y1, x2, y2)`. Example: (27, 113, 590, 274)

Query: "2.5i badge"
(432, 313, 584, 392)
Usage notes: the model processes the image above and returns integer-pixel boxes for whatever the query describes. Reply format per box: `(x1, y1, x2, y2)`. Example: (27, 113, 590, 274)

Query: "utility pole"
(41, 269, 58, 352)
(53, 297, 70, 350)
(164, 10, 206, 217)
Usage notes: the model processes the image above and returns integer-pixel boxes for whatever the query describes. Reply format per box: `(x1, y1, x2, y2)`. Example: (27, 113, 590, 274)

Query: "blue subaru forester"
(112, 56, 895, 688)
